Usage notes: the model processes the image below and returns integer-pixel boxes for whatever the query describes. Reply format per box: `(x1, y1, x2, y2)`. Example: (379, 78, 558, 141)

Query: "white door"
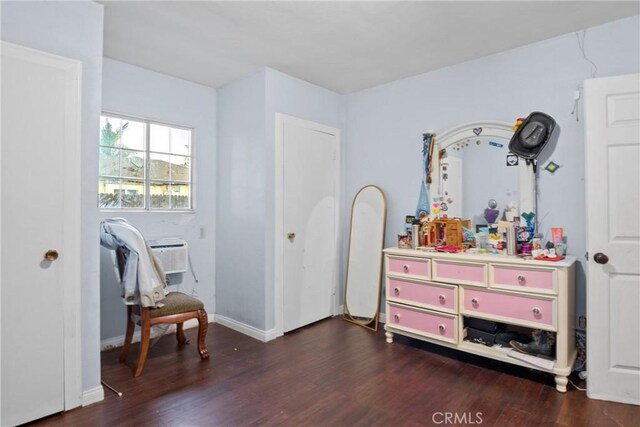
(278, 115, 339, 333)
(1, 43, 82, 425)
(584, 73, 640, 405)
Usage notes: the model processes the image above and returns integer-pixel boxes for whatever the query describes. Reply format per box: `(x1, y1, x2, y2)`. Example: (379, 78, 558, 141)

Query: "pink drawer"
(388, 256, 430, 279)
(491, 264, 556, 294)
(461, 288, 556, 330)
(387, 278, 457, 314)
(432, 260, 486, 287)
(387, 303, 457, 343)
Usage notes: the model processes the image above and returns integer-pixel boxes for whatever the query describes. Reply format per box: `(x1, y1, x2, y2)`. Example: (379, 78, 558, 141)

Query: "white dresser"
(383, 247, 577, 392)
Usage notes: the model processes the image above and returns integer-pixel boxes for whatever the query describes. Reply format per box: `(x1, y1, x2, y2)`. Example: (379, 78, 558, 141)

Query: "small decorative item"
(544, 160, 561, 173)
(398, 233, 412, 249)
(512, 117, 526, 132)
(489, 141, 504, 148)
(473, 127, 483, 136)
(484, 199, 500, 225)
(506, 153, 519, 166)
(555, 242, 567, 256)
(551, 227, 564, 244)
(521, 212, 536, 240)
(517, 226, 531, 243)
(505, 201, 518, 222)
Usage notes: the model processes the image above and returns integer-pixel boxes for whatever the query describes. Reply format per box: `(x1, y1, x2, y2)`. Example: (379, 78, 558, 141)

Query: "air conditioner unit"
(147, 238, 188, 274)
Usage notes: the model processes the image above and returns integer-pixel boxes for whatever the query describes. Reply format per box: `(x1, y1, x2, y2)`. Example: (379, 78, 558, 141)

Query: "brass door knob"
(44, 249, 59, 261)
(593, 252, 609, 265)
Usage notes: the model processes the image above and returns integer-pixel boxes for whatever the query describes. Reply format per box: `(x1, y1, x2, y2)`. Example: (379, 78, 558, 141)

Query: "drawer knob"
(532, 307, 541, 316)
(394, 314, 400, 323)
(517, 275, 526, 285)
(394, 287, 400, 296)
(438, 324, 446, 333)
(471, 297, 479, 306)
(403, 264, 410, 273)
(439, 294, 446, 303)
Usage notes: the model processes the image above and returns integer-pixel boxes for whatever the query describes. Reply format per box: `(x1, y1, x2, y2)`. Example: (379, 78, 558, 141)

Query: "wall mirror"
(430, 121, 536, 229)
(343, 185, 387, 331)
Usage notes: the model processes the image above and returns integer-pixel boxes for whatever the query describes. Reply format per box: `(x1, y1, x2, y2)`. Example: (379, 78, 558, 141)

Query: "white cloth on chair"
(100, 218, 167, 307)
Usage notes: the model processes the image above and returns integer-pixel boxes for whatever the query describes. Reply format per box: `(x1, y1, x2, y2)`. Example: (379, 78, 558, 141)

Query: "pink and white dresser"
(383, 247, 577, 392)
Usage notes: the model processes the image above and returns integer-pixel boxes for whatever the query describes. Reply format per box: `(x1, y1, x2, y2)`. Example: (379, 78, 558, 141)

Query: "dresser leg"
(385, 330, 394, 343)
(555, 375, 568, 392)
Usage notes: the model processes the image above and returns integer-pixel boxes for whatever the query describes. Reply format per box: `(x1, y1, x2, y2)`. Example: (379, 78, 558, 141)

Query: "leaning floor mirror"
(343, 185, 387, 331)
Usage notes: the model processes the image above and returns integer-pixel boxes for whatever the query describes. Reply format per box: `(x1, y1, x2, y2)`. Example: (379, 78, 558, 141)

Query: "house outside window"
(98, 114, 193, 210)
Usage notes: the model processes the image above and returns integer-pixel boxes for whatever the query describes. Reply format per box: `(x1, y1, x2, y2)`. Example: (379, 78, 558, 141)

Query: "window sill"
(99, 209, 196, 214)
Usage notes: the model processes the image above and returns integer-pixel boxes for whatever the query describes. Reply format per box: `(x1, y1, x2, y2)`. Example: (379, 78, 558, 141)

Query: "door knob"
(593, 252, 609, 264)
(287, 232, 296, 240)
(44, 249, 59, 261)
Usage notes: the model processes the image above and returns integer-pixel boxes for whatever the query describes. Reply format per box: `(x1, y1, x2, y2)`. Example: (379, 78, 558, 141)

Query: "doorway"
(1, 42, 82, 425)
(274, 114, 341, 335)
(584, 73, 640, 405)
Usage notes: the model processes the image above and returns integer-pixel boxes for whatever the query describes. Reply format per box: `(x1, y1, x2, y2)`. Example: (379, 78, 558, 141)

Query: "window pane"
(150, 182, 171, 209)
(170, 128, 191, 155)
(120, 180, 145, 208)
(119, 120, 145, 151)
(149, 153, 171, 180)
(100, 117, 123, 148)
(172, 183, 191, 209)
(170, 155, 190, 182)
(120, 150, 146, 179)
(99, 147, 120, 177)
(149, 182, 190, 209)
(98, 177, 121, 208)
(150, 124, 170, 153)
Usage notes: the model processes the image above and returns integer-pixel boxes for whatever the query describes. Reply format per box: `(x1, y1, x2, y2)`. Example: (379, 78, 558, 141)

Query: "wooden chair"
(115, 247, 209, 377)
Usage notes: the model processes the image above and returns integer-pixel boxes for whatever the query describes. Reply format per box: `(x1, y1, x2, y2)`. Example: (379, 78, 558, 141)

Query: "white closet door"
(279, 115, 340, 333)
(1, 42, 82, 425)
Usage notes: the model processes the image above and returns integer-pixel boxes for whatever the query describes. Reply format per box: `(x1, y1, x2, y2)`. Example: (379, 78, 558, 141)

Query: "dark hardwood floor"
(31, 318, 638, 426)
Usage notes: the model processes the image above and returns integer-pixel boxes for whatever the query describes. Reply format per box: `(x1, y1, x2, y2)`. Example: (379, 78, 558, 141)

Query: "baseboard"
(214, 314, 276, 342)
(100, 318, 200, 351)
(82, 386, 104, 407)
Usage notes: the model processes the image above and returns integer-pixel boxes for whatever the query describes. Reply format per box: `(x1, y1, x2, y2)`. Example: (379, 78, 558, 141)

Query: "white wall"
(0, 0, 104, 396)
(100, 58, 217, 342)
(346, 15, 640, 322)
(216, 68, 346, 334)
(216, 69, 268, 330)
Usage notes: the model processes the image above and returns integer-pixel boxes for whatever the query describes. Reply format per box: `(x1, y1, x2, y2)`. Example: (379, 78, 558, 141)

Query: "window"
(98, 114, 193, 210)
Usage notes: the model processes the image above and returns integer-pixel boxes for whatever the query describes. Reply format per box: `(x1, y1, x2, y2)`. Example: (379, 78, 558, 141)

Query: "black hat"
(509, 112, 557, 160)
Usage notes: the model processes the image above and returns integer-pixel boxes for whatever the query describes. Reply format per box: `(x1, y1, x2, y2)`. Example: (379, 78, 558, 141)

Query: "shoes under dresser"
(383, 247, 577, 392)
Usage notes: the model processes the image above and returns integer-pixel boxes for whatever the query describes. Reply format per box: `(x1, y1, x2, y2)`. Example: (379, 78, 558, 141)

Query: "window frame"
(99, 111, 195, 212)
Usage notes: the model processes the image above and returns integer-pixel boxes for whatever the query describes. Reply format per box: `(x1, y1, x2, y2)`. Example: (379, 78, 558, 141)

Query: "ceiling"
(100, 1, 639, 94)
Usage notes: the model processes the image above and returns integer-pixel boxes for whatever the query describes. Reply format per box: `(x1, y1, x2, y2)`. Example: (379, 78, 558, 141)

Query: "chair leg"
(134, 308, 151, 377)
(120, 306, 135, 363)
(196, 309, 210, 359)
(176, 322, 188, 345)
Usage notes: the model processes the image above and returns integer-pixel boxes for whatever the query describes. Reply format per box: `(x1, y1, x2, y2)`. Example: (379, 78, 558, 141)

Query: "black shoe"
(495, 332, 530, 347)
(509, 330, 555, 359)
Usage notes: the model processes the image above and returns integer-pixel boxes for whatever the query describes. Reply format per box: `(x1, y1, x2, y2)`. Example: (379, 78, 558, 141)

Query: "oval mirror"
(343, 185, 387, 331)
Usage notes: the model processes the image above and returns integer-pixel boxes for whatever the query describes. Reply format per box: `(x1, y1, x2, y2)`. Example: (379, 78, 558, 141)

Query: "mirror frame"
(343, 185, 387, 331)
(430, 121, 536, 217)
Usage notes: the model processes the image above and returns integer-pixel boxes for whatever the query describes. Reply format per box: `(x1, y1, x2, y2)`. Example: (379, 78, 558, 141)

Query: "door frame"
(0, 42, 83, 411)
(274, 113, 341, 338)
